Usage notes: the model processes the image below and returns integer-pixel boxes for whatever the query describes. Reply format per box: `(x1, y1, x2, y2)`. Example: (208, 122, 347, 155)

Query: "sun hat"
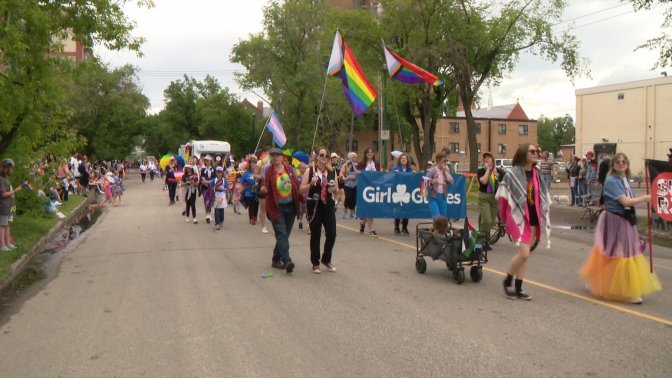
(330, 152, 339, 158)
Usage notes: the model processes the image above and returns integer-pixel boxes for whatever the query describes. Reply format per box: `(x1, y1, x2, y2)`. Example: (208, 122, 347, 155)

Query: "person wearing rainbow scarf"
(477, 152, 504, 251)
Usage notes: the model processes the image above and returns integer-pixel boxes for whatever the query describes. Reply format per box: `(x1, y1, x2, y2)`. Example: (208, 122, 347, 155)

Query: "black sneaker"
(503, 280, 516, 299)
(285, 261, 295, 274)
(369, 230, 379, 237)
(271, 261, 285, 269)
(401, 227, 410, 235)
(516, 291, 532, 300)
(394, 228, 401, 235)
(360, 223, 365, 234)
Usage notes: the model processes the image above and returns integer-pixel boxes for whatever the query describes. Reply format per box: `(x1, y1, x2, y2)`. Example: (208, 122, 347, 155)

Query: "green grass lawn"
(0, 195, 86, 281)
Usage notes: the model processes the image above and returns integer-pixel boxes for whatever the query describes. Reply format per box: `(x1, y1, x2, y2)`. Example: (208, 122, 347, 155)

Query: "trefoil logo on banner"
(362, 184, 462, 206)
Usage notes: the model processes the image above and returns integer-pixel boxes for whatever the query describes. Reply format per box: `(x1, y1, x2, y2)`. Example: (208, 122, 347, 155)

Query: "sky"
(95, 0, 669, 120)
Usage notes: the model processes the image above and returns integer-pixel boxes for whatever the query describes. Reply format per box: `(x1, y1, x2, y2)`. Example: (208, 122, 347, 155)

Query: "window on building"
(498, 144, 507, 154)
(449, 122, 459, 133)
(346, 140, 358, 152)
(518, 125, 528, 135)
(449, 143, 459, 153)
(498, 124, 506, 135)
(477, 143, 481, 153)
(474, 123, 481, 134)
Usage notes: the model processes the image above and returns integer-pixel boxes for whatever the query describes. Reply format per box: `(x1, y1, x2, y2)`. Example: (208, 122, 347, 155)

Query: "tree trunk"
(459, 85, 479, 173)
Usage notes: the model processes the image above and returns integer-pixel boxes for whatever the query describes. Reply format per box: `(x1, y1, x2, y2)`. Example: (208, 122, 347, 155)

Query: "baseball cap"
(482, 151, 494, 159)
(269, 148, 283, 155)
(204, 155, 213, 160)
(586, 150, 594, 156)
(2, 159, 14, 167)
(215, 166, 224, 172)
(330, 152, 339, 158)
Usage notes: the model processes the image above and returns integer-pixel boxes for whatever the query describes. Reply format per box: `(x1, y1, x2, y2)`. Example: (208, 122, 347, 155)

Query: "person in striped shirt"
(539, 151, 554, 190)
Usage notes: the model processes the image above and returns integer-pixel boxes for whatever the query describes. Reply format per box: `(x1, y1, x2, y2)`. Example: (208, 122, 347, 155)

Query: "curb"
(0, 195, 96, 294)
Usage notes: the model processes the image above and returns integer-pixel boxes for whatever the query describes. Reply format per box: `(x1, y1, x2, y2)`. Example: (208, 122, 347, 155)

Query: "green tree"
(537, 114, 575, 154)
(0, 0, 152, 167)
(439, 0, 588, 171)
(66, 61, 150, 160)
(629, 0, 672, 68)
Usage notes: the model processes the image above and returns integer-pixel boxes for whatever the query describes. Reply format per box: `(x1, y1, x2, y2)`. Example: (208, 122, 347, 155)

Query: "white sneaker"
(7, 244, 17, 250)
(193, 219, 198, 224)
(0, 246, 10, 252)
(629, 297, 643, 304)
(185, 217, 190, 222)
(261, 227, 269, 234)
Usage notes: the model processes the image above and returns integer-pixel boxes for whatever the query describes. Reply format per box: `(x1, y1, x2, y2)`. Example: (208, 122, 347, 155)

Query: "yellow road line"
(337, 224, 672, 327)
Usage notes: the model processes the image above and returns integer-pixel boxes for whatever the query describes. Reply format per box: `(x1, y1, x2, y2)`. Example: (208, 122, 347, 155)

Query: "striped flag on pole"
(265, 111, 287, 147)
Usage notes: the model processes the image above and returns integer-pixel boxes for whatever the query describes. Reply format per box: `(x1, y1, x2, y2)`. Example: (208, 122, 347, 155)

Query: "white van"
(495, 158, 512, 170)
(182, 140, 231, 162)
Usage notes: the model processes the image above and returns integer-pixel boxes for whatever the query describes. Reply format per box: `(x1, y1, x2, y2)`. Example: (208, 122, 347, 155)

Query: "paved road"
(1, 173, 671, 377)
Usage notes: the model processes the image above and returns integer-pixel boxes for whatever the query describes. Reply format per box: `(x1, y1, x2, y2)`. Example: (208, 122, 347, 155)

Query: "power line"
(553, 2, 629, 26)
(570, 10, 635, 30)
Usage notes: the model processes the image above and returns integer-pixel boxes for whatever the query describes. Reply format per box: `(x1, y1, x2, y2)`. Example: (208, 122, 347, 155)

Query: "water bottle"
(260, 273, 274, 279)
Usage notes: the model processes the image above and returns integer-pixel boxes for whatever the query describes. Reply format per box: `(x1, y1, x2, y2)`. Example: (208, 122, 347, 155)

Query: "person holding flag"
(496, 144, 551, 300)
(580, 153, 661, 304)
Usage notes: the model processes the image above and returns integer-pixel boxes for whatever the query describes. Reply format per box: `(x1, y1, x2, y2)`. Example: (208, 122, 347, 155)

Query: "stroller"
(415, 220, 488, 284)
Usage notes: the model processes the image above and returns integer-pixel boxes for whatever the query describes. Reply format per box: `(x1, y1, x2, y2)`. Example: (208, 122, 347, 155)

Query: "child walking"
(211, 166, 229, 230)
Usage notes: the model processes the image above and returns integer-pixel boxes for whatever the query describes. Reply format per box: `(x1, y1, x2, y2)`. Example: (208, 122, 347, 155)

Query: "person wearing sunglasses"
(496, 144, 551, 300)
(300, 147, 338, 273)
(580, 152, 660, 304)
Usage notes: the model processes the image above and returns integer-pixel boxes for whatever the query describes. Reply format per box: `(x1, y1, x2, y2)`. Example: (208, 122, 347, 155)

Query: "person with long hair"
(357, 147, 381, 236)
(477, 152, 504, 251)
(200, 155, 215, 224)
(300, 146, 338, 273)
(339, 152, 359, 220)
(164, 158, 178, 205)
(211, 166, 229, 230)
(579, 152, 661, 304)
(181, 164, 199, 224)
(262, 148, 304, 274)
(240, 157, 259, 225)
(496, 143, 551, 300)
(391, 153, 413, 235)
(255, 153, 269, 234)
(426, 152, 454, 220)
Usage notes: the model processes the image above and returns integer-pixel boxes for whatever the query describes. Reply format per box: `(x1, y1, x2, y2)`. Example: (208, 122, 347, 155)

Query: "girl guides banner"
(356, 172, 466, 219)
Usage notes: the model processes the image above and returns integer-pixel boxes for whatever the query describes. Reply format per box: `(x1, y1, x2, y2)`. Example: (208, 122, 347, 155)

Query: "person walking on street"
(262, 148, 303, 274)
(357, 147, 381, 237)
(496, 144, 551, 300)
(426, 152, 454, 220)
(240, 157, 259, 225)
(181, 164, 199, 224)
(211, 166, 229, 230)
(300, 147, 338, 274)
(254, 155, 269, 234)
(200, 155, 215, 224)
(477, 152, 504, 251)
(390, 153, 413, 235)
(165, 158, 178, 205)
(148, 159, 157, 182)
(339, 152, 358, 220)
(579, 153, 661, 304)
(139, 160, 148, 183)
(568, 156, 581, 206)
(539, 151, 553, 190)
(78, 155, 90, 197)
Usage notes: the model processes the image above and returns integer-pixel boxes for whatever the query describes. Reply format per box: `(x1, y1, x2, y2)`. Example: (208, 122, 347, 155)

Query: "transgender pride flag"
(265, 111, 287, 147)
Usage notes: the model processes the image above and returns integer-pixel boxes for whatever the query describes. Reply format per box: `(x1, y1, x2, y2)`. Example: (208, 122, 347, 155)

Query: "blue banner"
(356, 172, 466, 219)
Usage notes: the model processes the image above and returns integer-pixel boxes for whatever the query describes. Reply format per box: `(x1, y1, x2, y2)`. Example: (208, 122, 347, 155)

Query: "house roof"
(456, 102, 529, 120)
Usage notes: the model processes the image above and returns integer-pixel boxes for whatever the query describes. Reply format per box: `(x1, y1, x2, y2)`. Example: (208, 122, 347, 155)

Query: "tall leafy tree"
(537, 114, 575, 154)
(0, 0, 152, 166)
(440, 0, 588, 171)
(66, 61, 149, 160)
(629, 0, 672, 68)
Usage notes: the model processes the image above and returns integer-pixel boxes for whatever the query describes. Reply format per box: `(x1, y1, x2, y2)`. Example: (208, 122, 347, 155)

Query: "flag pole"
(311, 74, 329, 154)
(254, 112, 274, 154)
(645, 160, 654, 273)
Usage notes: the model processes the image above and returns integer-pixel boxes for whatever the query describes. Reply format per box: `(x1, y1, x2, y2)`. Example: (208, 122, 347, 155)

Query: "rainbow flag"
(383, 43, 442, 86)
(265, 111, 287, 147)
(327, 31, 377, 116)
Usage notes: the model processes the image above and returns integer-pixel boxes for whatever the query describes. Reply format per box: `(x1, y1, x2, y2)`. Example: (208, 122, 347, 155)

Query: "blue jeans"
(542, 174, 552, 190)
(428, 194, 447, 220)
(214, 208, 224, 225)
(271, 204, 296, 264)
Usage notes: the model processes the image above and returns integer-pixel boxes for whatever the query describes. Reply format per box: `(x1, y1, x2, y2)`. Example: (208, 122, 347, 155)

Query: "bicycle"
(478, 215, 539, 252)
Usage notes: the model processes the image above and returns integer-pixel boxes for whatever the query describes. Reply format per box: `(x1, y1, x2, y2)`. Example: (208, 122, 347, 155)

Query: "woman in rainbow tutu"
(580, 152, 662, 304)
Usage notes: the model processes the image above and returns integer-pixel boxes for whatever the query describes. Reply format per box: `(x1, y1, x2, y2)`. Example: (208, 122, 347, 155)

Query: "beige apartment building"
(575, 76, 672, 176)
